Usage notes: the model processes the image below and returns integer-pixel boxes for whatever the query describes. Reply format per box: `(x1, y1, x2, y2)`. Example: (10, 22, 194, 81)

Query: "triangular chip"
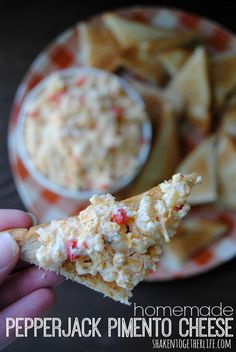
(103, 13, 176, 47)
(120, 46, 166, 85)
(177, 136, 217, 204)
(121, 33, 198, 83)
(167, 218, 227, 262)
(78, 22, 121, 71)
(158, 48, 192, 77)
(125, 76, 183, 127)
(9, 174, 200, 304)
(210, 54, 236, 111)
(137, 30, 201, 55)
(168, 47, 211, 133)
(124, 76, 164, 126)
(217, 134, 236, 208)
(132, 114, 180, 193)
(180, 121, 206, 153)
(220, 95, 236, 138)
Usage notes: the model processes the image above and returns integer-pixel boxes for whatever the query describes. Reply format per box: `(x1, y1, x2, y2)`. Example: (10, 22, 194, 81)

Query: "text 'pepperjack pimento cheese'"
(24, 71, 149, 191)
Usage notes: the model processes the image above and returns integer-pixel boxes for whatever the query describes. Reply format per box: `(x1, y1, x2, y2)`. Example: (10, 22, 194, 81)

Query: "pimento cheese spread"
(34, 174, 200, 291)
(24, 71, 149, 191)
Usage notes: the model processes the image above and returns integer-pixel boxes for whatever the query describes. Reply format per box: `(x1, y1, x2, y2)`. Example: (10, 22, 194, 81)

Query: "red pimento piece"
(75, 77, 87, 87)
(111, 106, 123, 121)
(47, 92, 64, 103)
(28, 110, 38, 118)
(111, 208, 128, 225)
(174, 204, 184, 211)
(66, 239, 80, 262)
(81, 241, 88, 250)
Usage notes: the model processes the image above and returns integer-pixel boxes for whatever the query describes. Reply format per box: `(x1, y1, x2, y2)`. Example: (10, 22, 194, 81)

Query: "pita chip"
(158, 48, 192, 77)
(168, 47, 211, 133)
(217, 134, 236, 209)
(78, 22, 121, 71)
(120, 46, 166, 85)
(132, 114, 180, 193)
(103, 13, 176, 48)
(8, 174, 200, 304)
(220, 94, 236, 138)
(167, 218, 227, 262)
(177, 136, 217, 204)
(210, 54, 236, 111)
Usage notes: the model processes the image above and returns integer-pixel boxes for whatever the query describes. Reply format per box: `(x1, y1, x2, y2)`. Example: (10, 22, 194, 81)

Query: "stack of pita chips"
(78, 13, 200, 83)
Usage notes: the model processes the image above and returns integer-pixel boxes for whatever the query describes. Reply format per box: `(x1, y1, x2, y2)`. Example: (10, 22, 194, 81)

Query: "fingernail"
(40, 271, 65, 287)
(26, 212, 37, 226)
(0, 232, 19, 269)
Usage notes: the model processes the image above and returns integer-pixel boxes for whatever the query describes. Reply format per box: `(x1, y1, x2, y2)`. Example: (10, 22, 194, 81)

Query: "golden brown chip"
(124, 76, 164, 125)
(167, 218, 227, 262)
(220, 95, 236, 138)
(120, 46, 166, 85)
(177, 135, 217, 204)
(78, 22, 121, 71)
(210, 54, 236, 112)
(103, 13, 176, 47)
(167, 47, 211, 133)
(125, 76, 183, 126)
(119, 32, 199, 83)
(132, 114, 180, 193)
(158, 48, 192, 77)
(138, 30, 201, 54)
(217, 134, 236, 208)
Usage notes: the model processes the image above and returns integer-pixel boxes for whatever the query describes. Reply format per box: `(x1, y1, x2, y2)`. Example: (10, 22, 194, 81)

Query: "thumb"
(0, 232, 19, 285)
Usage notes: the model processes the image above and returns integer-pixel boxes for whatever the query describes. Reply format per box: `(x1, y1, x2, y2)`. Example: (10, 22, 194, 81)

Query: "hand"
(0, 210, 64, 350)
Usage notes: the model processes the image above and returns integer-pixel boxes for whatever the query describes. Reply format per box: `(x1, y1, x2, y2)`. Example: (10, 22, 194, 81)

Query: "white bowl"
(17, 67, 152, 200)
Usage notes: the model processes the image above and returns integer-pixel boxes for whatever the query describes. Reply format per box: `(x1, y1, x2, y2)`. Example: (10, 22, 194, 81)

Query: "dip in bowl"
(17, 67, 152, 199)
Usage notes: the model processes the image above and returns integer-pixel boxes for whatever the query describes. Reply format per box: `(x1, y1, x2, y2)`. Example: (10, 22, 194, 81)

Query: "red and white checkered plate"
(8, 6, 236, 280)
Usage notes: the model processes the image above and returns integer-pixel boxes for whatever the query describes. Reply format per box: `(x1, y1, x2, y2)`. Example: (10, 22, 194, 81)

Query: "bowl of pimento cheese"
(17, 67, 152, 199)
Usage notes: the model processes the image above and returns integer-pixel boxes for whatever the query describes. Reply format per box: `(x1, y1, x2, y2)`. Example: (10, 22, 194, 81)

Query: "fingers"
(12, 259, 32, 273)
(0, 266, 64, 310)
(0, 288, 55, 350)
(0, 209, 37, 276)
(0, 209, 35, 231)
(0, 232, 20, 285)
(0, 209, 56, 350)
